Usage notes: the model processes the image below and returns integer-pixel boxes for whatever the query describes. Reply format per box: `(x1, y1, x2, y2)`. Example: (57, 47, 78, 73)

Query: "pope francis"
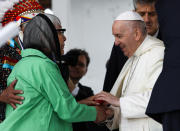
(95, 11, 164, 131)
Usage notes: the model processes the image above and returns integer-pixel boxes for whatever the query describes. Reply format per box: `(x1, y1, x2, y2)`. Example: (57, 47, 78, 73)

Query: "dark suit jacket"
(73, 83, 110, 131)
(74, 83, 94, 101)
(146, 0, 180, 124)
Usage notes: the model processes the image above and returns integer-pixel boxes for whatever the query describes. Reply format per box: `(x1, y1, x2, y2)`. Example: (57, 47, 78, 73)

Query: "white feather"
(0, 22, 19, 47)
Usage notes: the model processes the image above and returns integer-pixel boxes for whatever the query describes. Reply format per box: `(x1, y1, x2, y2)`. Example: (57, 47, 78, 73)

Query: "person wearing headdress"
(0, 0, 44, 122)
(146, 0, 180, 130)
(94, 11, 164, 131)
(0, 13, 106, 131)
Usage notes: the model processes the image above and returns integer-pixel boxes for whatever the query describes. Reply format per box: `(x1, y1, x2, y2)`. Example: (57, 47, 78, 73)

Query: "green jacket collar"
(21, 49, 47, 59)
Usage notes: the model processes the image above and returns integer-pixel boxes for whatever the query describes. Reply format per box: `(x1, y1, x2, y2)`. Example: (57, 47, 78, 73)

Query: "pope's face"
(135, 3, 158, 36)
(112, 21, 139, 58)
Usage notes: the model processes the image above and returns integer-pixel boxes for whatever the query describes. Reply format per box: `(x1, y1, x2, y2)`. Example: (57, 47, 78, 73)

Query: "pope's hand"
(95, 91, 120, 107)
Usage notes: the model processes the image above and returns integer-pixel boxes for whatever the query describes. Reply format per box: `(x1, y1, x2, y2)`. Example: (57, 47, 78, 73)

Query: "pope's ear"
(134, 28, 141, 41)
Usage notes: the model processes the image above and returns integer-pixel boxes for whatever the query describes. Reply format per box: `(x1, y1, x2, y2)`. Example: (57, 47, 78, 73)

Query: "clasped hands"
(78, 91, 120, 124)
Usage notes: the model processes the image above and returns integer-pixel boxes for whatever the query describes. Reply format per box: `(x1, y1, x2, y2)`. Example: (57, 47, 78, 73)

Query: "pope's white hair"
(125, 20, 147, 36)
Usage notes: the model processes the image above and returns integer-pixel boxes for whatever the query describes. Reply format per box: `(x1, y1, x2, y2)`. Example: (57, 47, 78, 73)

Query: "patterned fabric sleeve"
(0, 42, 21, 121)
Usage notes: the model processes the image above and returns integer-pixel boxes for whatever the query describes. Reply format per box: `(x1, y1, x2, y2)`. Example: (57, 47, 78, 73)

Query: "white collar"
(153, 29, 159, 38)
(71, 84, 80, 97)
(133, 35, 163, 57)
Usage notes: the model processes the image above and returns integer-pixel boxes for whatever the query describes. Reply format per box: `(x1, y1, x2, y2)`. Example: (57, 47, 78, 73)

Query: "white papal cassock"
(108, 35, 164, 131)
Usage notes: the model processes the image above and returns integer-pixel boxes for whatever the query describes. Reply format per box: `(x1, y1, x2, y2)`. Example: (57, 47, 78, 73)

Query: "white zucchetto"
(115, 11, 144, 21)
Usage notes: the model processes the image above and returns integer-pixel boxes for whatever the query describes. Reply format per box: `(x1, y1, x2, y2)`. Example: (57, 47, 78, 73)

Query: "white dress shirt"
(71, 84, 80, 97)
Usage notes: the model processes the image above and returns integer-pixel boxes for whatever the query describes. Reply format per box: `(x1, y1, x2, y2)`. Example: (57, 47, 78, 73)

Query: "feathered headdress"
(0, 0, 44, 27)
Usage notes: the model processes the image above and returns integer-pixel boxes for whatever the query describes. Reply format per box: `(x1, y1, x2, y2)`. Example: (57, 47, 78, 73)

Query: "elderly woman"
(0, 14, 106, 131)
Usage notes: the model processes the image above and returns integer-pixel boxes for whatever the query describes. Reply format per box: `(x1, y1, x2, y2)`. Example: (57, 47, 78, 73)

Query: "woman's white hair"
(44, 13, 61, 28)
